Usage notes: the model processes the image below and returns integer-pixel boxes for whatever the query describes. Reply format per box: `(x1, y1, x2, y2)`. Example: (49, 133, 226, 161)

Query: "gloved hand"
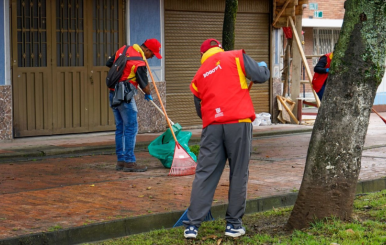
(326, 68, 329, 73)
(258, 61, 267, 67)
(145, 94, 153, 101)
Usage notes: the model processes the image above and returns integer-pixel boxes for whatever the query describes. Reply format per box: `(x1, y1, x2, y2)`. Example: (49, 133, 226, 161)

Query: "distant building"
(301, 0, 386, 111)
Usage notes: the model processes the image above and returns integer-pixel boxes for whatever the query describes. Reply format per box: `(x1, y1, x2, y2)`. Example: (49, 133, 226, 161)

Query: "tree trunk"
(287, 0, 386, 230)
(222, 0, 238, 51)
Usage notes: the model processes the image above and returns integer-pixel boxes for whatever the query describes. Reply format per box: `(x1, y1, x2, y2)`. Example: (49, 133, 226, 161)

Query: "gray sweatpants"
(184, 123, 253, 228)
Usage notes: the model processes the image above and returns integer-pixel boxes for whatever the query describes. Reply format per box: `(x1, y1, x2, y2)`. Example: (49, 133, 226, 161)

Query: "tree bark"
(287, 0, 386, 230)
(222, 0, 238, 51)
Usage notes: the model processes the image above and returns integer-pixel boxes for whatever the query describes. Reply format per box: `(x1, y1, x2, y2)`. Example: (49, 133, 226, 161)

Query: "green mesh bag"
(148, 131, 197, 168)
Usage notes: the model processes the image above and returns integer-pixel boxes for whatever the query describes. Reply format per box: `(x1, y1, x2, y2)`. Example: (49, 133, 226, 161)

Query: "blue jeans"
(109, 92, 138, 163)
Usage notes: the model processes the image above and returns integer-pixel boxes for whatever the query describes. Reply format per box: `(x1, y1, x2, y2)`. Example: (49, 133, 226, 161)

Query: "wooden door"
(12, 0, 124, 137)
(12, 0, 54, 137)
(86, 0, 123, 132)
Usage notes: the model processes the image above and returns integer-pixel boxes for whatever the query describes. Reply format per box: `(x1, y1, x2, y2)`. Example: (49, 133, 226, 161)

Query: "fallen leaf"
(89, 184, 95, 187)
(201, 235, 217, 241)
(138, 195, 144, 198)
(217, 238, 222, 245)
(345, 229, 355, 234)
(146, 187, 152, 190)
(213, 200, 218, 202)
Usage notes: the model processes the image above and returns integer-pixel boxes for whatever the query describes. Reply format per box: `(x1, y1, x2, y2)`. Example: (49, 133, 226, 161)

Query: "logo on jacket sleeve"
(203, 61, 222, 78)
(215, 108, 224, 118)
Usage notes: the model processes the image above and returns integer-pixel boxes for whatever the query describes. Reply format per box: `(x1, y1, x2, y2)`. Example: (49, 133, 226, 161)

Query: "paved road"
(0, 113, 385, 243)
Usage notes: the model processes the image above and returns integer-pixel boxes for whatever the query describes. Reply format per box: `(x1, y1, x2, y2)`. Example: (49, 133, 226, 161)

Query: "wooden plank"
(272, 0, 291, 27)
(35, 72, 43, 130)
(288, 16, 321, 108)
(73, 71, 80, 128)
(65, 72, 72, 129)
(277, 95, 299, 124)
(26, 72, 36, 130)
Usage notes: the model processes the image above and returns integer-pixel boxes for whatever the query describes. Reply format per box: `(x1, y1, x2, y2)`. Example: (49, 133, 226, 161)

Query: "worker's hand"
(258, 61, 267, 67)
(144, 94, 153, 101)
(326, 68, 329, 73)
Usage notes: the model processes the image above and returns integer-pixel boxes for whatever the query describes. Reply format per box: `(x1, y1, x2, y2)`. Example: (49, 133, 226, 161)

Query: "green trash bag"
(148, 131, 197, 169)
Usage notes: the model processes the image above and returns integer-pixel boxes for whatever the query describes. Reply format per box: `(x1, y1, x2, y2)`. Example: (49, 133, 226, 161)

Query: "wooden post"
(288, 16, 321, 108)
(297, 99, 303, 122)
(290, 15, 302, 119)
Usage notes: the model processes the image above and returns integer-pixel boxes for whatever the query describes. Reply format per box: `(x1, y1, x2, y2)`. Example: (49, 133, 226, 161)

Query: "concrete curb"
(0, 129, 313, 163)
(1, 177, 385, 245)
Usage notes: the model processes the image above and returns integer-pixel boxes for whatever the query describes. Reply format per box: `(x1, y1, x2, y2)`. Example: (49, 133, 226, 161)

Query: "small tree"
(222, 0, 238, 51)
(287, 0, 386, 230)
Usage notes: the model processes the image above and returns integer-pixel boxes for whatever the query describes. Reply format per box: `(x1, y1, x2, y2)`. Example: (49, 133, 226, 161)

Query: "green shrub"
(189, 145, 200, 157)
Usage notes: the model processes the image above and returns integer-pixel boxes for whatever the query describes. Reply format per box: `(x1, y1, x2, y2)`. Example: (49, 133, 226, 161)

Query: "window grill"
(17, 0, 47, 67)
(93, 0, 120, 66)
(313, 29, 340, 66)
(56, 0, 84, 67)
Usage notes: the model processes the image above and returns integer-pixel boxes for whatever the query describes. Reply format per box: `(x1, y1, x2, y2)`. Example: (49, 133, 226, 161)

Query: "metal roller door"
(165, 0, 270, 127)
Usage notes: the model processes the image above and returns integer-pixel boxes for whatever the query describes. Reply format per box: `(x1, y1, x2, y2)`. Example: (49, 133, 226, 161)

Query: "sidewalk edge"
(0, 128, 313, 162)
(1, 177, 385, 245)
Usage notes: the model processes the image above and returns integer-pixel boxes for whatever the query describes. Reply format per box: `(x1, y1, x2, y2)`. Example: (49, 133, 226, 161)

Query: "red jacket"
(312, 52, 332, 93)
(114, 45, 145, 88)
(190, 48, 255, 128)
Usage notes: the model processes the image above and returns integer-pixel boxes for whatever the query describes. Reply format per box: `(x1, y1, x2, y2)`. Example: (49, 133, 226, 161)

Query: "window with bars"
(93, 0, 120, 66)
(56, 0, 84, 67)
(17, 0, 48, 67)
(313, 29, 340, 66)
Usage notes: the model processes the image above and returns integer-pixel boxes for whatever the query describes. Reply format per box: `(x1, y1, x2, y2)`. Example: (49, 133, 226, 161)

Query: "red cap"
(144, 38, 162, 59)
(200, 39, 222, 53)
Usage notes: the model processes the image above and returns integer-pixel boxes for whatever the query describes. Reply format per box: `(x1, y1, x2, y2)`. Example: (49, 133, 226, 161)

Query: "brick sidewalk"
(0, 113, 386, 244)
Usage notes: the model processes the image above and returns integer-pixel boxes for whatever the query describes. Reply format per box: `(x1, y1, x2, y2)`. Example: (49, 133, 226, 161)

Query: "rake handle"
(144, 59, 178, 143)
(133, 44, 178, 144)
(138, 88, 175, 126)
(372, 108, 386, 123)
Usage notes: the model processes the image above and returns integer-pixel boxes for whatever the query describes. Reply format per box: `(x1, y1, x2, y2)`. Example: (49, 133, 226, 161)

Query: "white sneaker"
(184, 225, 198, 238)
(225, 223, 246, 237)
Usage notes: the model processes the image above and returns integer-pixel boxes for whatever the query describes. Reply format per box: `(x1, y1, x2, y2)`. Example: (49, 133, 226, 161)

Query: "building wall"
(301, 0, 386, 110)
(300, 0, 345, 98)
(129, 0, 162, 79)
(0, 0, 4, 86)
(1, 0, 165, 139)
(0, 0, 12, 140)
(303, 0, 345, 20)
(0, 86, 12, 140)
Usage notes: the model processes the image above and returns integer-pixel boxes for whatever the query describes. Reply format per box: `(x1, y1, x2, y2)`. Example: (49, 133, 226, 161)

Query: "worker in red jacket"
(106, 39, 162, 172)
(183, 39, 270, 239)
(312, 52, 333, 100)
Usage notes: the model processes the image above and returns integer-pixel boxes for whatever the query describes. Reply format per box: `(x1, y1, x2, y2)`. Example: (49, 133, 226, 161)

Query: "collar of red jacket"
(201, 47, 224, 64)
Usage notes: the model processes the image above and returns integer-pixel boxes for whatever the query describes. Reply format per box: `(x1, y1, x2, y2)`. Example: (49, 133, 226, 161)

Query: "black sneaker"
(123, 162, 147, 172)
